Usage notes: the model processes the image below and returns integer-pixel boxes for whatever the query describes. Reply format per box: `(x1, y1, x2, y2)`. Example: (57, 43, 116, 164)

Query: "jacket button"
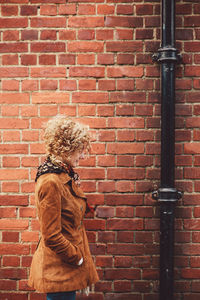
(78, 220, 83, 230)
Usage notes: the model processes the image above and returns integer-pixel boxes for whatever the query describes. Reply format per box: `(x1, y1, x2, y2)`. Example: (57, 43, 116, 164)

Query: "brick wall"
(0, 0, 200, 299)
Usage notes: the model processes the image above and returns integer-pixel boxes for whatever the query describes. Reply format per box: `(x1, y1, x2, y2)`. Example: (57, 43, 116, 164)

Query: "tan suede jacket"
(28, 172, 99, 293)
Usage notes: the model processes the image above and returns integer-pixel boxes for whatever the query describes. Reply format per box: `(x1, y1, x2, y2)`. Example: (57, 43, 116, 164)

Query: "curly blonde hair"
(43, 115, 91, 160)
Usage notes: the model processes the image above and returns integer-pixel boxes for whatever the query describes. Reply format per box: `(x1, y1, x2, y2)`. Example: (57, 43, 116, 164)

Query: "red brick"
(107, 41, 142, 52)
(20, 5, 37, 16)
(136, 29, 153, 39)
(145, 16, 160, 27)
(78, 105, 95, 116)
(31, 67, 66, 78)
(68, 16, 104, 28)
(98, 181, 115, 193)
(3, 30, 19, 41)
(96, 207, 115, 218)
(107, 143, 144, 154)
(136, 79, 154, 90)
(59, 105, 77, 117)
(22, 79, 39, 91)
(2, 182, 19, 193)
(105, 16, 143, 28)
(107, 66, 143, 78)
(21, 30, 38, 40)
(79, 80, 96, 91)
(68, 41, 103, 52)
(116, 29, 133, 40)
(0, 219, 29, 230)
(22, 131, 39, 141)
(116, 104, 134, 116)
(3, 256, 20, 267)
(21, 54, 37, 65)
(107, 219, 143, 231)
(117, 54, 134, 65)
(97, 4, 114, 15)
(0, 208, 17, 218)
(117, 4, 133, 15)
(59, 30, 76, 40)
(97, 53, 114, 65)
(40, 79, 58, 90)
(136, 54, 152, 64)
(185, 16, 200, 27)
(97, 156, 115, 167)
(114, 256, 133, 267)
(135, 156, 153, 167)
(72, 92, 108, 104)
(31, 42, 65, 52)
(1, 105, 19, 116)
(78, 4, 95, 15)
(108, 245, 144, 257)
(40, 4, 57, 15)
(2, 80, 19, 91)
(185, 66, 200, 77)
(31, 17, 66, 27)
(98, 80, 115, 91)
(41, 30, 57, 40)
(116, 207, 134, 218)
(108, 117, 144, 128)
(1, 5, 18, 16)
(58, 4, 76, 15)
(136, 4, 153, 15)
(77, 54, 95, 65)
(0, 67, 28, 77)
(97, 105, 114, 117)
(60, 79, 77, 91)
(182, 269, 200, 279)
(21, 157, 39, 167)
(59, 54, 75, 65)
(3, 157, 20, 168)
(21, 232, 39, 242)
(0, 17, 28, 28)
(2, 54, 18, 65)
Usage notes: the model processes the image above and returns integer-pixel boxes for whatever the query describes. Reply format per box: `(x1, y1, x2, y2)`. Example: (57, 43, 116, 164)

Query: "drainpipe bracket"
(152, 187, 183, 203)
(152, 47, 182, 63)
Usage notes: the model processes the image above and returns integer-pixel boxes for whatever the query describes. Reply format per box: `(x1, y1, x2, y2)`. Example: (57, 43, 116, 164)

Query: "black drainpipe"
(152, 0, 182, 300)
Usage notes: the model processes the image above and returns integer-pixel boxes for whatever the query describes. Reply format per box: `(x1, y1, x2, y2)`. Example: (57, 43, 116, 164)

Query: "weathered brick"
(40, 30, 57, 40)
(77, 54, 95, 65)
(40, 4, 57, 16)
(0, 17, 28, 28)
(106, 41, 142, 52)
(59, 30, 76, 40)
(21, 5, 37, 16)
(31, 42, 65, 52)
(31, 17, 66, 27)
(68, 16, 104, 27)
(1, 5, 18, 16)
(105, 16, 143, 28)
(3, 30, 19, 41)
(68, 41, 104, 52)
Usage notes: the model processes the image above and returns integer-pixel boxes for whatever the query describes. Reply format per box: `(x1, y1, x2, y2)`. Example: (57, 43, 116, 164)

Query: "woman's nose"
(80, 153, 85, 159)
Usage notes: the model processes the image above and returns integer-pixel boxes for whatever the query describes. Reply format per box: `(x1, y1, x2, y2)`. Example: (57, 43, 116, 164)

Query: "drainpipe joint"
(152, 187, 183, 203)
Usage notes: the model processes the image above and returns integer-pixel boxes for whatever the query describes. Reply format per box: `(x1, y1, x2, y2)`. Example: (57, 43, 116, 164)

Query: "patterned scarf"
(35, 156, 80, 184)
(35, 156, 94, 214)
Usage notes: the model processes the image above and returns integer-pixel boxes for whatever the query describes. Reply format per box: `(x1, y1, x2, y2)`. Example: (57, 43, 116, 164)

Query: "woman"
(28, 115, 99, 300)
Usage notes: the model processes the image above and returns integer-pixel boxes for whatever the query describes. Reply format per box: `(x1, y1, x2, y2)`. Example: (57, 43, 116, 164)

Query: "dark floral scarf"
(35, 156, 80, 184)
(35, 156, 94, 214)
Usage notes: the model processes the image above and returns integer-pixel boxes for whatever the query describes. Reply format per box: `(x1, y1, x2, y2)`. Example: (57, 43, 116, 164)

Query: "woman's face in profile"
(63, 149, 85, 168)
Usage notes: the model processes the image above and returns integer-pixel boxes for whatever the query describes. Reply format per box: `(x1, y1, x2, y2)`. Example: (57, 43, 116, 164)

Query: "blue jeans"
(46, 291, 76, 300)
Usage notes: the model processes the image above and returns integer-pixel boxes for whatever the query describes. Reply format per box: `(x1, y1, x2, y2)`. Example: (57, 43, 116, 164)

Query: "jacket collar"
(59, 173, 87, 200)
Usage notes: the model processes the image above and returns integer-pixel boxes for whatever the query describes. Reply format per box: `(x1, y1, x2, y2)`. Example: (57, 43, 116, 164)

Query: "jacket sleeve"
(37, 177, 82, 266)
